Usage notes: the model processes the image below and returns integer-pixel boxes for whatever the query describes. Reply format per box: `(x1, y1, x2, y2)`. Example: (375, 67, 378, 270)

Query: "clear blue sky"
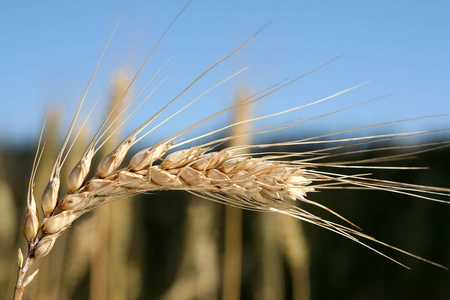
(1, 1, 449, 146)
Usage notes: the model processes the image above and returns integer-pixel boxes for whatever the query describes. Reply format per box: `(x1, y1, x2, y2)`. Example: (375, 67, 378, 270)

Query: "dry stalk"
(13, 4, 450, 300)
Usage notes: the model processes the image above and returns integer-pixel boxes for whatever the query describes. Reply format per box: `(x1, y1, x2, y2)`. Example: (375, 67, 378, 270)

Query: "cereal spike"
(33, 235, 57, 259)
(67, 148, 94, 194)
(192, 150, 232, 171)
(97, 137, 134, 178)
(13, 4, 450, 299)
(37, 118, 60, 218)
(149, 166, 183, 187)
(178, 167, 210, 186)
(41, 175, 60, 218)
(41, 211, 79, 234)
(24, 118, 45, 240)
(160, 147, 207, 169)
(59, 192, 91, 211)
(129, 143, 170, 171)
(22, 205, 39, 242)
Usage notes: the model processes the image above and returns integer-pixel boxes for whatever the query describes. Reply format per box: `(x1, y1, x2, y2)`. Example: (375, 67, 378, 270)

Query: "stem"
(14, 258, 34, 300)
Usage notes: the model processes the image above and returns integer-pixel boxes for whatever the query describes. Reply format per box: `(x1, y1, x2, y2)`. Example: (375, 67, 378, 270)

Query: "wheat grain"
(13, 4, 450, 300)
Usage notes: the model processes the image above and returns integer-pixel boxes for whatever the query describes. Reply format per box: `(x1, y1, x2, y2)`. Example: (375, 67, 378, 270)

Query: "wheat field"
(2, 2, 450, 300)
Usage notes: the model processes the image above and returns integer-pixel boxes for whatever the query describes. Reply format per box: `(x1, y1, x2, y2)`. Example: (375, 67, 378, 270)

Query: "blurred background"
(1, 1, 450, 299)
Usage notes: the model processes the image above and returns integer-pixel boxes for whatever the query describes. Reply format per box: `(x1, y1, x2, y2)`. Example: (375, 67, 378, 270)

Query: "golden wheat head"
(13, 4, 450, 300)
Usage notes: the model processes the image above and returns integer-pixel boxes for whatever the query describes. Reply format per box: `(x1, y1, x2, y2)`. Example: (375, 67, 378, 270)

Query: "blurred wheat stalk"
(0, 153, 18, 299)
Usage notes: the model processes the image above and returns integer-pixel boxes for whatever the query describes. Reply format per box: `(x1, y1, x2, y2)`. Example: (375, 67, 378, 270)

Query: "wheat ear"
(15, 127, 450, 298)
(14, 6, 450, 300)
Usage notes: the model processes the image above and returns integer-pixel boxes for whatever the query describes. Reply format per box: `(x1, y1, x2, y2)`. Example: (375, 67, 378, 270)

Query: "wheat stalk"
(13, 4, 450, 300)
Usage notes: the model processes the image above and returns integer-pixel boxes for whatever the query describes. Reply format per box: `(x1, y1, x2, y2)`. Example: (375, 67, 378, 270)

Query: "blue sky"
(1, 1, 449, 146)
